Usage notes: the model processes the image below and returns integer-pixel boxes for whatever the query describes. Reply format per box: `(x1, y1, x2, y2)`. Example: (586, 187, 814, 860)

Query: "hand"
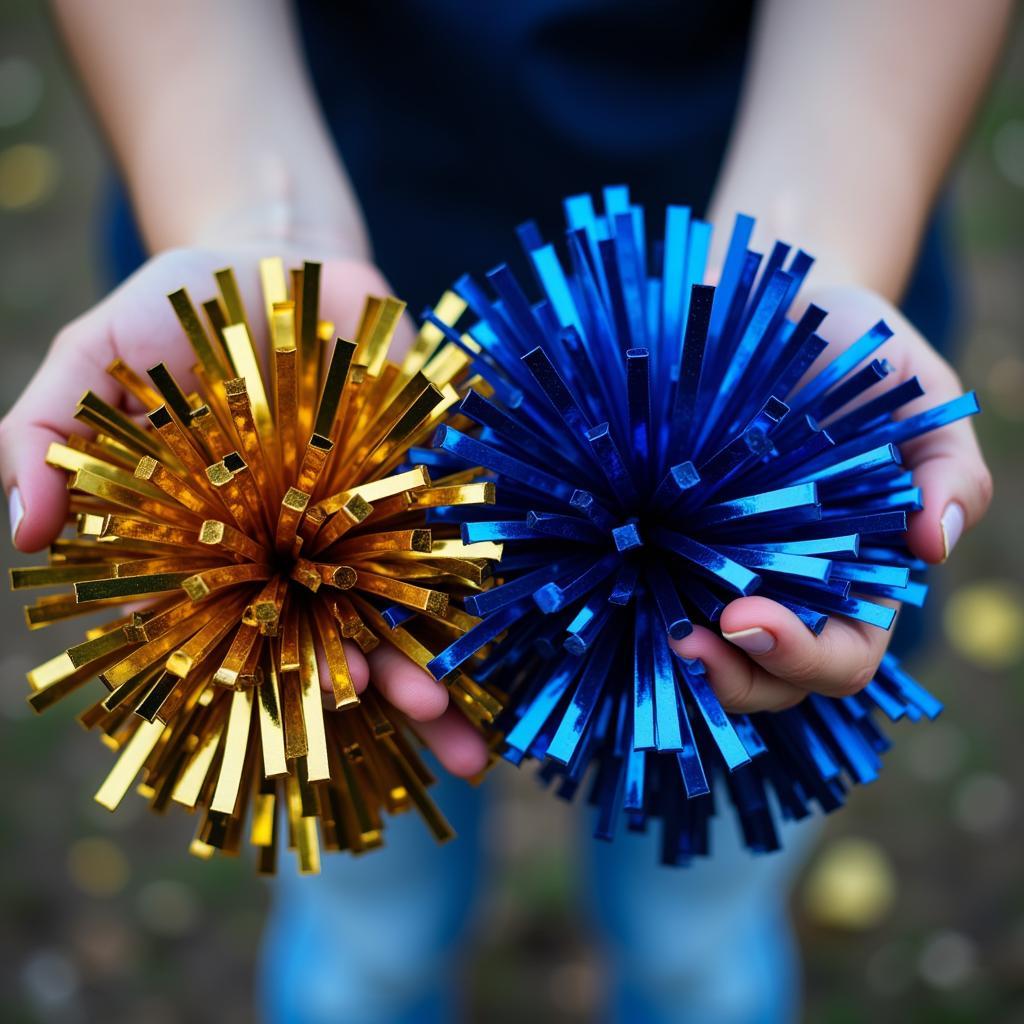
(671, 283, 993, 712)
(0, 244, 489, 778)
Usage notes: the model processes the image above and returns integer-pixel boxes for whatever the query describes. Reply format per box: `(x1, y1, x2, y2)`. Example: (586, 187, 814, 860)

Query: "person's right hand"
(0, 245, 490, 779)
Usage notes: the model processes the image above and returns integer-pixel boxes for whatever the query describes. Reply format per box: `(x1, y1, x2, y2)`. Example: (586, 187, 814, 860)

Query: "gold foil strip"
(311, 599, 358, 710)
(199, 519, 267, 563)
(135, 456, 219, 518)
(95, 718, 166, 811)
(297, 261, 321, 442)
(257, 658, 288, 778)
(46, 443, 165, 500)
(169, 288, 228, 383)
(181, 563, 272, 601)
(76, 392, 165, 459)
(222, 325, 274, 447)
(224, 378, 275, 514)
(102, 515, 203, 550)
(259, 257, 288, 340)
(172, 710, 226, 809)
(75, 572, 194, 603)
(275, 487, 310, 556)
(313, 339, 356, 440)
(355, 572, 448, 616)
(210, 687, 252, 815)
(297, 616, 331, 780)
(148, 406, 220, 489)
(147, 363, 197, 426)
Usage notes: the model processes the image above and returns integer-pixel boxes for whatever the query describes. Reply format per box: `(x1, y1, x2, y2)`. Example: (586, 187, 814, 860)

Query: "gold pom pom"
(13, 260, 501, 873)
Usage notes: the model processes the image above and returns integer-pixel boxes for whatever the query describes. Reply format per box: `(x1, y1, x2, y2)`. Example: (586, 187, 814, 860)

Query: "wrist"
(128, 146, 371, 262)
(184, 193, 370, 262)
(707, 158, 927, 305)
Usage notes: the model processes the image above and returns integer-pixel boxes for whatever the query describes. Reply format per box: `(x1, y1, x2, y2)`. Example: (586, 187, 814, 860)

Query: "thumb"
(0, 324, 120, 552)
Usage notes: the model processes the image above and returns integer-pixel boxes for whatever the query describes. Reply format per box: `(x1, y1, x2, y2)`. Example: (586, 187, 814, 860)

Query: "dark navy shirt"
(106, 0, 957, 357)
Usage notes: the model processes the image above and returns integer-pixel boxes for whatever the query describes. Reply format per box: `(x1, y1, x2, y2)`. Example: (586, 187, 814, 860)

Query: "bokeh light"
(0, 142, 58, 210)
(0, 56, 43, 129)
(20, 948, 80, 1014)
(992, 118, 1024, 188)
(136, 880, 201, 938)
(801, 837, 896, 930)
(952, 772, 1016, 836)
(917, 929, 978, 990)
(943, 580, 1024, 669)
(66, 837, 130, 898)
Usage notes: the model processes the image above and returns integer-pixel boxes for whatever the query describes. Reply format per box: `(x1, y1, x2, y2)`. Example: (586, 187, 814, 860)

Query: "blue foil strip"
(677, 659, 751, 771)
(647, 562, 693, 639)
(651, 624, 684, 751)
(696, 482, 819, 526)
(653, 529, 761, 595)
(504, 653, 584, 757)
(632, 602, 657, 750)
(547, 628, 620, 764)
(670, 283, 714, 456)
(788, 320, 894, 415)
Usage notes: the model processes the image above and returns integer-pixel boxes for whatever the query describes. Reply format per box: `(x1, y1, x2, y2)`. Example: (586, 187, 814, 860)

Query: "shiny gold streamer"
(12, 262, 502, 874)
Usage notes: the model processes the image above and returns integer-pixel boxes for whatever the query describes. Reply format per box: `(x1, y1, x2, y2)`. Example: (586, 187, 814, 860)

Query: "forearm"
(52, 0, 368, 257)
(709, 0, 1011, 300)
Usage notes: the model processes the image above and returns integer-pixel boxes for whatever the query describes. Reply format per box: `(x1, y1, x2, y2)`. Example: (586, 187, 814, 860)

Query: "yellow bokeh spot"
(67, 837, 130, 897)
(0, 143, 58, 210)
(801, 836, 896, 930)
(943, 581, 1024, 670)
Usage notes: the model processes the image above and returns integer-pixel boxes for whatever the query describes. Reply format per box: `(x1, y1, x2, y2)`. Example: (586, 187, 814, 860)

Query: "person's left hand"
(671, 283, 993, 712)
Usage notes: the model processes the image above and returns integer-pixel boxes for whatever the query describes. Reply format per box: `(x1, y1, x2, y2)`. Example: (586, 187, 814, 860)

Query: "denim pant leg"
(585, 806, 822, 1024)
(258, 769, 485, 1024)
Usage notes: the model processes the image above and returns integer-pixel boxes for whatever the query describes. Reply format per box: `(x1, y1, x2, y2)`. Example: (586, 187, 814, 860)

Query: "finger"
(317, 639, 370, 699)
(670, 624, 806, 714)
(899, 362, 992, 564)
(366, 640, 449, 722)
(714, 595, 891, 698)
(0, 324, 120, 551)
(411, 705, 489, 778)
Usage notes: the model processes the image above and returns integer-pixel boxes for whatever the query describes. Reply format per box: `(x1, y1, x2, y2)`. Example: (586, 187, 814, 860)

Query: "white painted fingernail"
(8, 486, 23, 545)
(940, 501, 965, 561)
(722, 626, 776, 656)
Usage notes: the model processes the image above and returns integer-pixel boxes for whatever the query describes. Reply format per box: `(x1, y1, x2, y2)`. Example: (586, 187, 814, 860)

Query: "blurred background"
(0, 3, 1021, 1022)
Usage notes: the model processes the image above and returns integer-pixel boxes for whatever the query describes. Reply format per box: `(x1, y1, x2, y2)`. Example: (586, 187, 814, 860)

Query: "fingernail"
(940, 501, 965, 561)
(8, 486, 23, 545)
(722, 626, 776, 656)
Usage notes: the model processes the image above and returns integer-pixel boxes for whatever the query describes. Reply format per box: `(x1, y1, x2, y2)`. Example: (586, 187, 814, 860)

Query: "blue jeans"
(259, 765, 819, 1024)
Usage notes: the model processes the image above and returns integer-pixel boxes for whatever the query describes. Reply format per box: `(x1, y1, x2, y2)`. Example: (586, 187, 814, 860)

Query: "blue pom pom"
(425, 187, 977, 865)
